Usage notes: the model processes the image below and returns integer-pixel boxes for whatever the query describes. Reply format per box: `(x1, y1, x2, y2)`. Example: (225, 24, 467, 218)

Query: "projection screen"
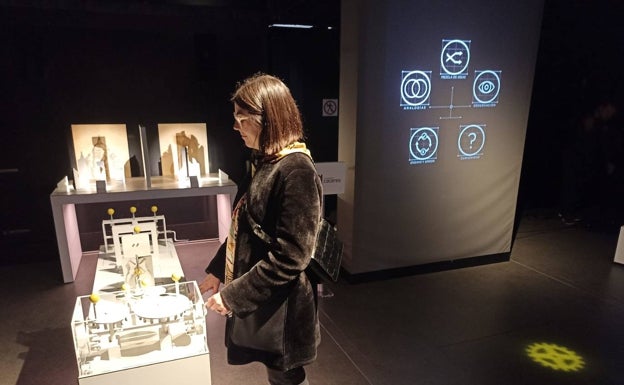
(338, 0, 544, 275)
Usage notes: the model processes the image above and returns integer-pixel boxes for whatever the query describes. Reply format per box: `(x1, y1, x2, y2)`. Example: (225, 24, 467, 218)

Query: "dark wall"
(268, 26, 340, 163)
(520, 0, 624, 221)
(268, 26, 341, 217)
(0, 4, 340, 262)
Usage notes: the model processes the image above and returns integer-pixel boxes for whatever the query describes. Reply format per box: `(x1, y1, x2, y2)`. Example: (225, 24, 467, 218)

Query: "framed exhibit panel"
(71, 124, 130, 185)
(158, 123, 209, 179)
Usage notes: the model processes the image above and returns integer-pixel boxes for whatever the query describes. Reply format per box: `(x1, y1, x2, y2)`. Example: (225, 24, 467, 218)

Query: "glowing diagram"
(526, 342, 585, 372)
(409, 127, 439, 163)
(402, 39, 503, 163)
(458, 124, 485, 157)
(403, 39, 501, 113)
(473, 70, 501, 104)
(440, 39, 471, 76)
(401, 71, 431, 107)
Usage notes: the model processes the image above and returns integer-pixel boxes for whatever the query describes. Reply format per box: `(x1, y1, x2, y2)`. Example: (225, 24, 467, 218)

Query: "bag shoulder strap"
(245, 205, 279, 250)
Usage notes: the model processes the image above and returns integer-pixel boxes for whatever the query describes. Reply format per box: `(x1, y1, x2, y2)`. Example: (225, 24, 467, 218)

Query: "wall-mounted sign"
(315, 162, 346, 195)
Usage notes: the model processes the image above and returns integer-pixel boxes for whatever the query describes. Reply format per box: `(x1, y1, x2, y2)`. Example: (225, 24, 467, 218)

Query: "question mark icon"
(468, 132, 477, 149)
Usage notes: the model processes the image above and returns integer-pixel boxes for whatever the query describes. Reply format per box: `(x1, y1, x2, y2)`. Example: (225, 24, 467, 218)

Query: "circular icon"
(473, 71, 501, 104)
(440, 40, 470, 75)
(323, 100, 338, 116)
(401, 71, 431, 106)
(458, 124, 485, 157)
(410, 127, 438, 161)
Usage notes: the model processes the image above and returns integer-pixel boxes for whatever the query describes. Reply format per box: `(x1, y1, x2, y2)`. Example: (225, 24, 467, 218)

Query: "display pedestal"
(78, 353, 211, 385)
(72, 282, 210, 385)
(50, 175, 237, 283)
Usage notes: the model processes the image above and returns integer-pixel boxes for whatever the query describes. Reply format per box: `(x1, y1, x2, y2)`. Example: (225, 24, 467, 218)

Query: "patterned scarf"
(224, 194, 246, 285)
(265, 141, 311, 163)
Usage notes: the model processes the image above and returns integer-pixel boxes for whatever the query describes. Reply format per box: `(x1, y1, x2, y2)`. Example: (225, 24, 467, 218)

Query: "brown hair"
(231, 73, 304, 155)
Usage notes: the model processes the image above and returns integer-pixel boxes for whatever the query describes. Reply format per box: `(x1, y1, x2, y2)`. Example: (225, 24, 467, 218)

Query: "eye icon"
(477, 80, 495, 94)
(473, 70, 501, 104)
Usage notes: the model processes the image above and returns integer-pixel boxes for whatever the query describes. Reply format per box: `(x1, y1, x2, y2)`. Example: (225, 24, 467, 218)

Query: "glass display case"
(71, 281, 210, 385)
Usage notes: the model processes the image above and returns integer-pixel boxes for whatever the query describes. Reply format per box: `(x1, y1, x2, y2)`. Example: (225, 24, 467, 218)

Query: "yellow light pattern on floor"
(526, 342, 585, 372)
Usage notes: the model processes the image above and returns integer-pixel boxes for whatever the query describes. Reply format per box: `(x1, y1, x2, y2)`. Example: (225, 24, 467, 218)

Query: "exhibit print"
(158, 123, 209, 178)
(71, 124, 130, 184)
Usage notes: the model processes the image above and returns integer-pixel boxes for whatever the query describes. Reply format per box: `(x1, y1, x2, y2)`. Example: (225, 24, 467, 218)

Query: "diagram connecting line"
(428, 87, 471, 120)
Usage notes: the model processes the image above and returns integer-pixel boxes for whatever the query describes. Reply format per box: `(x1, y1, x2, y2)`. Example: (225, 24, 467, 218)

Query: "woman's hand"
(200, 274, 231, 316)
(199, 273, 221, 295)
(206, 292, 231, 316)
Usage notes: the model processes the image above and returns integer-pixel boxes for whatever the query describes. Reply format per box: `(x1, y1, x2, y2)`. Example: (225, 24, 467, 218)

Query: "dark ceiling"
(0, 0, 341, 29)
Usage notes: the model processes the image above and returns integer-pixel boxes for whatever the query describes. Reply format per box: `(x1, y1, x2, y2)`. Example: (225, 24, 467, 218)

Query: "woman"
(199, 73, 322, 385)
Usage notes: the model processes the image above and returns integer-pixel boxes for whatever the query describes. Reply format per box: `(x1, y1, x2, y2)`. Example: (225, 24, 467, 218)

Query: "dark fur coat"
(206, 152, 322, 371)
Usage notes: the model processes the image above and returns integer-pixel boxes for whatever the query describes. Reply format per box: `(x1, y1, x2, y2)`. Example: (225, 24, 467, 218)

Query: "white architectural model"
(71, 206, 210, 384)
(71, 281, 210, 384)
(101, 206, 168, 269)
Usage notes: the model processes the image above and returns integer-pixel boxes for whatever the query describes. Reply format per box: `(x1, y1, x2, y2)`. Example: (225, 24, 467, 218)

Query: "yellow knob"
(151, 205, 158, 213)
(121, 283, 127, 291)
(130, 206, 137, 214)
(133, 226, 141, 233)
(89, 293, 100, 303)
(107, 208, 115, 216)
(171, 273, 181, 282)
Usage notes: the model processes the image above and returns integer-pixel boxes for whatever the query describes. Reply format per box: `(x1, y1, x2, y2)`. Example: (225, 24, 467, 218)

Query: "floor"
(1, 210, 624, 385)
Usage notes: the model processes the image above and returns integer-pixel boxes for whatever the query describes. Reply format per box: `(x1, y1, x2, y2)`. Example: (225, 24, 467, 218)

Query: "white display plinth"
(78, 353, 211, 385)
(72, 281, 210, 385)
(50, 175, 237, 283)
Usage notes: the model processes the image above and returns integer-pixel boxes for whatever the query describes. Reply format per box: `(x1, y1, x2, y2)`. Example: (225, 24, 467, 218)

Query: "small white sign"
(322, 99, 338, 117)
(315, 162, 346, 195)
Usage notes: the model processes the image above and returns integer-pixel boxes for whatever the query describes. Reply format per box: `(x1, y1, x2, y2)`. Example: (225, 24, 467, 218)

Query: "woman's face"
(233, 103, 262, 150)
